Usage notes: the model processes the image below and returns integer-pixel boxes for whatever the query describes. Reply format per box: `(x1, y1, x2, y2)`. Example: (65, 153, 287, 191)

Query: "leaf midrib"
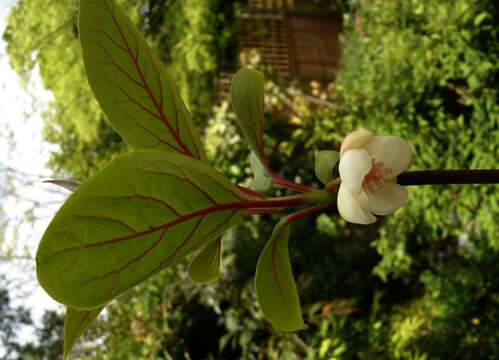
(100, 0, 198, 158)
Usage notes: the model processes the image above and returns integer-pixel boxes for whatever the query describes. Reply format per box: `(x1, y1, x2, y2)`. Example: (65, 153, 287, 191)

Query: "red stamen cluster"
(363, 160, 392, 192)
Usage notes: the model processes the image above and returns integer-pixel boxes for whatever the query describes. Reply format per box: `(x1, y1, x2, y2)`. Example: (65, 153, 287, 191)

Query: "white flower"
(337, 129, 412, 224)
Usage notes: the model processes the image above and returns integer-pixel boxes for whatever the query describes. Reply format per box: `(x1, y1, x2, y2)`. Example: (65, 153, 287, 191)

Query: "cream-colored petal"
(340, 129, 373, 156)
(339, 149, 372, 194)
(372, 136, 412, 176)
(337, 185, 377, 225)
(364, 136, 382, 156)
(367, 182, 408, 215)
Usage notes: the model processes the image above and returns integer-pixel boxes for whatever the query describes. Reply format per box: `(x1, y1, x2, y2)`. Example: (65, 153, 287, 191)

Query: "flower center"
(363, 160, 392, 192)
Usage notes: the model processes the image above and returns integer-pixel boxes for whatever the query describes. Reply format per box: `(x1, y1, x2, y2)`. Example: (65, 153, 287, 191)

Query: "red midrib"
(105, 1, 195, 158)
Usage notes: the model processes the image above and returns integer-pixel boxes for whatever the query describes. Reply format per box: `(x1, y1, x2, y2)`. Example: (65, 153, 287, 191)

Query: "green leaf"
(474, 11, 489, 26)
(188, 236, 222, 284)
(250, 151, 271, 192)
(64, 306, 104, 360)
(230, 67, 266, 163)
(255, 220, 305, 332)
(79, 0, 206, 161)
(36, 150, 245, 309)
(314, 150, 339, 184)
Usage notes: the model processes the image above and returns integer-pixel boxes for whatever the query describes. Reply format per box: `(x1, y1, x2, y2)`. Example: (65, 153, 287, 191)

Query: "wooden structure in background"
(238, 0, 342, 78)
(216, 0, 342, 98)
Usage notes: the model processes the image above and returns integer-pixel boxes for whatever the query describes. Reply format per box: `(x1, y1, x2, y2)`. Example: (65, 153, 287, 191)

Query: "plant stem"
(282, 204, 328, 225)
(237, 185, 266, 199)
(242, 190, 332, 215)
(397, 170, 499, 185)
(268, 171, 314, 192)
(243, 195, 306, 209)
(245, 207, 284, 215)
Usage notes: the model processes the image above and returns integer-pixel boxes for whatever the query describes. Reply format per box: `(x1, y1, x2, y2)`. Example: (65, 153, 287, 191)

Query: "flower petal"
(340, 129, 374, 156)
(367, 182, 408, 215)
(339, 149, 372, 194)
(337, 184, 377, 224)
(363, 136, 382, 156)
(372, 136, 412, 176)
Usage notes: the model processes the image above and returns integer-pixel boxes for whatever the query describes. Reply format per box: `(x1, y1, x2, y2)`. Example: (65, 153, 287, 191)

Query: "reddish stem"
(245, 207, 284, 215)
(282, 203, 328, 225)
(397, 169, 499, 185)
(267, 170, 314, 193)
(237, 185, 266, 199)
(241, 197, 306, 209)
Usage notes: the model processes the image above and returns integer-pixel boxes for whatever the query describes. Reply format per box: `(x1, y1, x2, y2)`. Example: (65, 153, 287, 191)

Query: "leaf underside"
(188, 236, 222, 284)
(64, 306, 104, 360)
(255, 220, 305, 332)
(250, 151, 271, 192)
(315, 150, 340, 184)
(79, 0, 206, 161)
(230, 68, 267, 163)
(44, 179, 81, 192)
(37, 150, 245, 309)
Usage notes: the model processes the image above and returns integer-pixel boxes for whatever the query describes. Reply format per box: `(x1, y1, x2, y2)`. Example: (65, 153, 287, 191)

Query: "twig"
(398, 170, 499, 185)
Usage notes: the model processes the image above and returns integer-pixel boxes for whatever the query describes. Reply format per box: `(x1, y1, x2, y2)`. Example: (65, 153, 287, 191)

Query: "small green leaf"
(231, 67, 267, 163)
(188, 236, 222, 284)
(79, 0, 206, 161)
(37, 150, 245, 309)
(44, 179, 80, 192)
(474, 12, 489, 26)
(255, 220, 305, 332)
(250, 151, 271, 192)
(64, 306, 104, 360)
(315, 150, 340, 184)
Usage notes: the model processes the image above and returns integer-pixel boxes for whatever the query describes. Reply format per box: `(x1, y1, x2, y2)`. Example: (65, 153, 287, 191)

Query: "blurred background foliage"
(3, 0, 499, 358)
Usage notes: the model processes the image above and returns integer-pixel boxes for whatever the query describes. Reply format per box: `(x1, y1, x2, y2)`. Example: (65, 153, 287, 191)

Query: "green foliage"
(188, 237, 222, 284)
(249, 151, 272, 192)
(255, 220, 305, 332)
(230, 68, 266, 163)
(0, 280, 64, 359)
(137, 0, 239, 128)
(79, 0, 206, 161)
(37, 150, 245, 309)
(315, 150, 340, 184)
(4, 0, 238, 179)
(333, 0, 499, 279)
(4, 0, 498, 358)
(64, 307, 103, 360)
(194, 0, 499, 358)
(3, 0, 137, 179)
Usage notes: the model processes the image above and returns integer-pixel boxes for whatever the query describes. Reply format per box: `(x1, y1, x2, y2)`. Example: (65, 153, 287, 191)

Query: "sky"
(0, 0, 66, 345)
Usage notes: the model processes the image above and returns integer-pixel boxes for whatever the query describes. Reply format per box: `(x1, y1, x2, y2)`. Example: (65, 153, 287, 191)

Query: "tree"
(0, 276, 63, 360)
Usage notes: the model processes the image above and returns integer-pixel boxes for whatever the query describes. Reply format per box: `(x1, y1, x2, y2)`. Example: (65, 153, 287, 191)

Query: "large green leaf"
(255, 220, 306, 332)
(79, 0, 206, 161)
(188, 236, 222, 284)
(230, 68, 267, 164)
(36, 150, 245, 309)
(64, 306, 104, 360)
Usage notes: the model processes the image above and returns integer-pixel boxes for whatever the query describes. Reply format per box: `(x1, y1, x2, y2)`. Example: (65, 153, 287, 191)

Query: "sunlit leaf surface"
(188, 236, 222, 284)
(79, 0, 206, 160)
(230, 68, 266, 163)
(250, 151, 271, 192)
(37, 150, 245, 309)
(63, 306, 104, 359)
(315, 150, 339, 184)
(255, 220, 305, 332)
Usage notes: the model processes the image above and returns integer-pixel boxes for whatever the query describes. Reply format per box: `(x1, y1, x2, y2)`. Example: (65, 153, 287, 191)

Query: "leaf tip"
(43, 179, 80, 192)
